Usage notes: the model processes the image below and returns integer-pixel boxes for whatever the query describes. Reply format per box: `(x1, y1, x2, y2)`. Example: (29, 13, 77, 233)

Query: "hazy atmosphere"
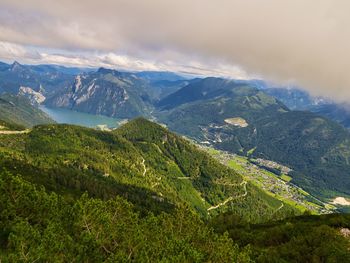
(1, 1, 350, 261)
(1, 0, 350, 102)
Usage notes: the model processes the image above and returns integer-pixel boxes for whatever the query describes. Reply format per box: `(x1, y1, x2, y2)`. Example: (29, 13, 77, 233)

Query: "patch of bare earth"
(224, 117, 248, 128)
(332, 197, 350, 206)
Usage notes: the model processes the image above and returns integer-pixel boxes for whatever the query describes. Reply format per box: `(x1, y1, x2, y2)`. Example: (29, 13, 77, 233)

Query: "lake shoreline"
(39, 105, 121, 129)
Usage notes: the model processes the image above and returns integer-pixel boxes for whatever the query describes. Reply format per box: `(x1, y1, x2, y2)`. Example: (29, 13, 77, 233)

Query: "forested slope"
(0, 118, 349, 261)
(0, 118, 295, 220)
(157, 78, 350, 199)
(0, 93, 54, 127)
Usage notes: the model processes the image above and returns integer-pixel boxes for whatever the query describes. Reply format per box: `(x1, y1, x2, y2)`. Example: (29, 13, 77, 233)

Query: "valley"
(0, 59, 350, 262)
(2, 1, 350, 260)
(155, 78, 350, 202)
(201, 146, 336, 214)
(1, 61, 350, 204)
(1, 61, 349, 204)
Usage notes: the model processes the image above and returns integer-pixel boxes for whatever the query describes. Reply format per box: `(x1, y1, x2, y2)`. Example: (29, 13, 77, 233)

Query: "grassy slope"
(0, 94, 54, 127)
(0, 117, 348, 262)
(0, 118, 298, 222)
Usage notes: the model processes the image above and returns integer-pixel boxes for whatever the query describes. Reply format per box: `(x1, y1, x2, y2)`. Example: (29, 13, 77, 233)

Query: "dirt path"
(207, 181, 247, 212)
(275, 202, 284, 213)
(0, 129, 30, 135)
(141, 158, 147, 176)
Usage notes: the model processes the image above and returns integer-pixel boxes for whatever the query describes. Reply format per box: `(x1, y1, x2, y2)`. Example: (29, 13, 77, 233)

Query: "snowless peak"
(12, 61, 21, 66)
(97, 67, 119, 75)
(10, 61, 24, 71)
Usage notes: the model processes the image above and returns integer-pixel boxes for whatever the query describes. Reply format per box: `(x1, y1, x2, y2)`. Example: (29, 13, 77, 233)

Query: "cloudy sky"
(0, 0, 350, 102)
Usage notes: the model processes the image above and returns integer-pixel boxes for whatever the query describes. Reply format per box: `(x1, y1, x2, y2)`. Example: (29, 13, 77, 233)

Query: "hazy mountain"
(156, 77, 350, 199)
(0, 61, 10, 71)
(311, 103, 350, 129)
(264, 87, 327, 110)
(134, 71, 198, 100)
(28, 64, 95, 75)
(0, 61, 74, 99)
(135, 71, 187, 82)
(264, 87, 350, 129)
(45, 68, 154, 118)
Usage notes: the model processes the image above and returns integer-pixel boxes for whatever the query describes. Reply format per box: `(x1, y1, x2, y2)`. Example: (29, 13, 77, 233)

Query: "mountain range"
(2, 62, 350, 199)
(265, 86, 350, 129)
(156, 78, 350, 200)
(1, 61, 350, 202)
(1, 61, 350, 261)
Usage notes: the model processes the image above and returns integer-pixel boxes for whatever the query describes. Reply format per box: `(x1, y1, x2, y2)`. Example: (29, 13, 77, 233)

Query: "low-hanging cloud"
(0, 0, 350, 102)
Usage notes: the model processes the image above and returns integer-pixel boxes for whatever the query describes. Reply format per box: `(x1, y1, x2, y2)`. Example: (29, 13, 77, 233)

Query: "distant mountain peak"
(9, 61, 26, 72)
(97, 67, 119, 75)
(12, 61, 21, 66)
(11, 60, 22, 68)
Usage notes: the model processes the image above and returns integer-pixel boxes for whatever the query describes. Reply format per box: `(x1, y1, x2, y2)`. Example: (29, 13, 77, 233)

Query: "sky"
(0, 0, 350, 102)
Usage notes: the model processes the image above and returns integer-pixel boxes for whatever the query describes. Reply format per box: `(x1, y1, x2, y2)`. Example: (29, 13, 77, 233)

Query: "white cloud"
(0, 41, 39, 60)
(0, 41, 250, 78)
(0, 0, 349, 101)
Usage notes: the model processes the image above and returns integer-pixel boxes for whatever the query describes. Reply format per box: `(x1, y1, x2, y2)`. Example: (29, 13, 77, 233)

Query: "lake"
(40, 106, 122, 129)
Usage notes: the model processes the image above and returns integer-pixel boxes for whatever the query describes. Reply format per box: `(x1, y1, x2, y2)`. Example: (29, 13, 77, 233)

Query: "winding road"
(141, 158, 147, 176)
(207, 181, 247, 212)
(274, 203, 284, 213)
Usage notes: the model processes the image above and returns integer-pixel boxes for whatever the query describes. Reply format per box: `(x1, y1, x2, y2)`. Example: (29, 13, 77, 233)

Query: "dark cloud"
(0, 0, 349, 101)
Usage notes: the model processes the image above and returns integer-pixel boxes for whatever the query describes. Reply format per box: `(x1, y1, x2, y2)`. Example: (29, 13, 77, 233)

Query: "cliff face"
(46, 69, 154, 118)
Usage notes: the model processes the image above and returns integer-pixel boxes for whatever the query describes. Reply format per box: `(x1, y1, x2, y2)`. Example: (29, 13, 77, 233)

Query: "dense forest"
(0, 118, 349, 261)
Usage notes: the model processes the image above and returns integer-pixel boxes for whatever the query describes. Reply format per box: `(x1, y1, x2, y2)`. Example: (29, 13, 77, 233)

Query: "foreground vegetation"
(211, 212, 350, 262)
(0, 170, 250, 262)
(0, 118, 349, 261)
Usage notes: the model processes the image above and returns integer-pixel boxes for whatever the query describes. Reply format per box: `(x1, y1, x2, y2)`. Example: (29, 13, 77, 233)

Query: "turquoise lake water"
(40, 106, 121, 128)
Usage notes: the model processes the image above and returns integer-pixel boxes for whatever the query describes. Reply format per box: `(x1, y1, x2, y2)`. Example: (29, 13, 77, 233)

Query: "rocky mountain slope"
(0, 61, 74, 98)
(45, 68, 156, 118)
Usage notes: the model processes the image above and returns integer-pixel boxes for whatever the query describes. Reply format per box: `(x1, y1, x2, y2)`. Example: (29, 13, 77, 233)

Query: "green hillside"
(211, 212, 350, 262)
(0, 170, 247, 262)
(157, 78, 350, 200)
(0, 118, 349, 261)
(0, 93, 54, 127)
(0, 118, 296, 220)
